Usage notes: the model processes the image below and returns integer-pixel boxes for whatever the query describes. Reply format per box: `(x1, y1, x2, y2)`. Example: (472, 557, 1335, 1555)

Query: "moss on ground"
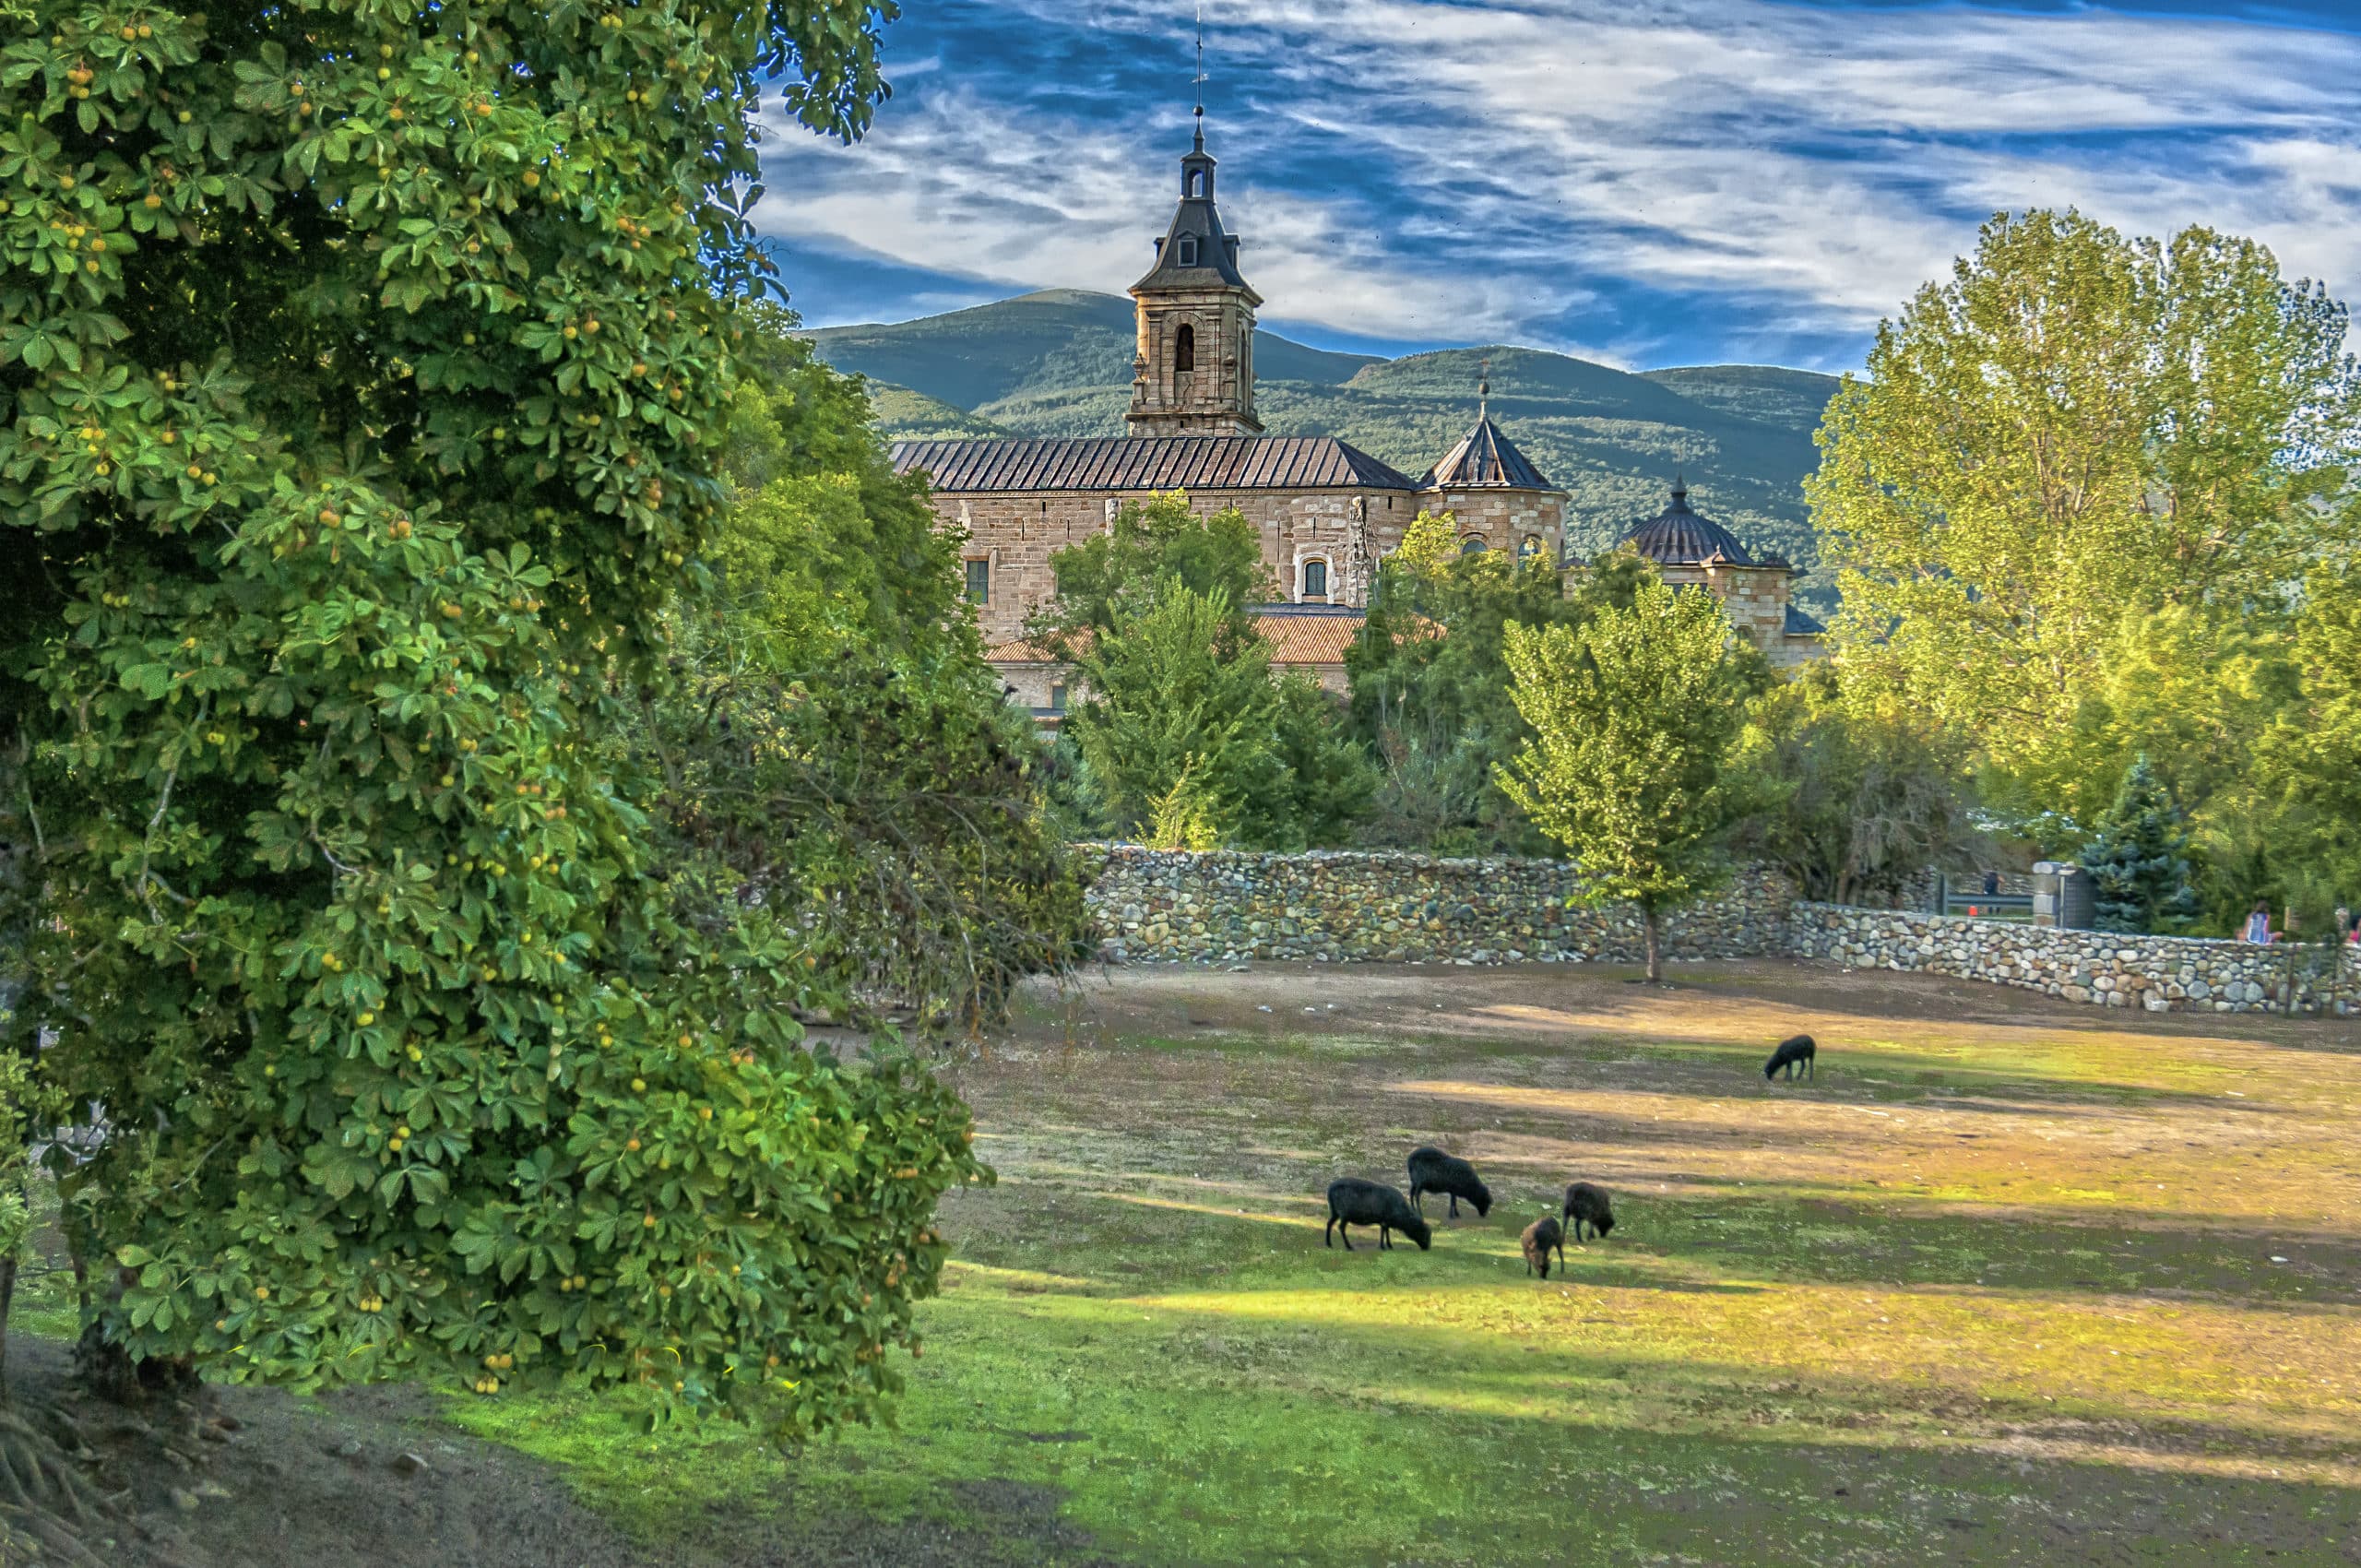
(454, 963, 2361, 1566)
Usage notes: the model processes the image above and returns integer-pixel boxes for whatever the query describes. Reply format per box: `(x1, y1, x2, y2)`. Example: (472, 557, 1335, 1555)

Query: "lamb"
(1561, 1182, 1615, 1242)
(1763, 1033, 1817, 1081)
(1521, 1216, 1566, 1279)
(1324, 1178, 1433, 1253)
(1406, 1146, 1492, 1218)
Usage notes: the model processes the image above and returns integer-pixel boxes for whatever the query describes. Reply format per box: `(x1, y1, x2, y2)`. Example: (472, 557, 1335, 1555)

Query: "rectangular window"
(1049, 683, 1067, 713)
(965, 559, 990, 604)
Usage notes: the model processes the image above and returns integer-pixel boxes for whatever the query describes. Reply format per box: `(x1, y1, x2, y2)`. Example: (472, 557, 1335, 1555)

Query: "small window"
(1186, 169, 1204, 198)
(1049, 683, 1068, 713)
(1175, 323, 1196, 373)
(1516, 535, 1541, 562)
(1301, 558, 1328, 599)
(1459, 535, 1488, 555)
(965, 559, 990, 604)
(1177, 234, 1198, 267)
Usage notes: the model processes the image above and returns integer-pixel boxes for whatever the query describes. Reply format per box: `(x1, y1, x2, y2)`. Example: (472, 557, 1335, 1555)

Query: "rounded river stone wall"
(1081, 848, 1795, 965)
(1792, 903, 2359, 1016)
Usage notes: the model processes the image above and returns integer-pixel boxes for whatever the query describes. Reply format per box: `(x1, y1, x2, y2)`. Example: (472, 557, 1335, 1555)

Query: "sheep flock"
(1323, 1033, 1817, 1277)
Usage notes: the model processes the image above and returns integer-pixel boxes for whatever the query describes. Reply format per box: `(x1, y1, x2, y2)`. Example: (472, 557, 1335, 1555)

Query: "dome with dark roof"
(1616, 479, 1756, 566)
(1420, 411, 1556, 492)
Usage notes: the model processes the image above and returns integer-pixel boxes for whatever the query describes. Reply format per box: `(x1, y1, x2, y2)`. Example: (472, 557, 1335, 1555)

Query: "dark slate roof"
(1784, 603, 1827, 636)
(890, 436, 1419, 493)
(1617, 480, 1758, 567)
(1420, 412, 1558, 492)
(1133, 132, 1255, 295)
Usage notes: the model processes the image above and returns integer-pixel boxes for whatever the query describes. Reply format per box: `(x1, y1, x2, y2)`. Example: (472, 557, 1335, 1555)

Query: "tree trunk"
(1643, 906, 1663, 983)
(0, 1255, 15, 1400)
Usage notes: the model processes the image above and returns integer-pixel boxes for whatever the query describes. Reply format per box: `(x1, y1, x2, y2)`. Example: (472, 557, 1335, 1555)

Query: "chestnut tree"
(0, 0, 981, 1445)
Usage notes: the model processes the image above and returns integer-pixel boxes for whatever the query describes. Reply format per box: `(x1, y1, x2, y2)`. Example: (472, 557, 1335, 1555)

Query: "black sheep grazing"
(1763, 1033, 1817, 1081)
(1561, 1182, 1615, 1242)
(1521, 1216, 1566, 1279)
(1406, 1146, 1492, 1218)
(1324, 1178, 1433, 1253)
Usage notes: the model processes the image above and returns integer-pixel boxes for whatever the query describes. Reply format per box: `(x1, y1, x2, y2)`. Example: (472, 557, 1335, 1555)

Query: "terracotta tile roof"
(891, 436, 1419, 494)
(1252, 605, 1365, 666)
(983, 608, 1366, 671)
(983, 634, 1079, 663)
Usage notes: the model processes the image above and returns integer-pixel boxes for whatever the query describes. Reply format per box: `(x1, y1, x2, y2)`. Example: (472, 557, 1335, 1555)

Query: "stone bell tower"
(1126, 111, 1263, 437)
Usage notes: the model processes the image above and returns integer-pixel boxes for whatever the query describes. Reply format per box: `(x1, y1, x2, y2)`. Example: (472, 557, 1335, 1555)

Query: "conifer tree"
(2084, 755, 2202, 934)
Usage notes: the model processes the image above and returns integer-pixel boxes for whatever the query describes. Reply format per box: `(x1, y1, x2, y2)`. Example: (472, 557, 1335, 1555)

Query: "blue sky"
(753, 1, 2361, 373)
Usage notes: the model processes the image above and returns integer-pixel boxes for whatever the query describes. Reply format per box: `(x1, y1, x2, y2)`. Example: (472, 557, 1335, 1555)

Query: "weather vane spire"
(1192, 1, 1208, 149)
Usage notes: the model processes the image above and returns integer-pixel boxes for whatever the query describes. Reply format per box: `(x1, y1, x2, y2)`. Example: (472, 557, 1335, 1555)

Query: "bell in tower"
(1126, 110, 1264, 437)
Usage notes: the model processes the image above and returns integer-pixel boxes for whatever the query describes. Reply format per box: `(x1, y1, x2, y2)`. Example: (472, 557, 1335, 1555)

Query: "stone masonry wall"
(1083, 848, 1795, 964)
(1791, 903, 2360, 1016)
(1076, 849, 2360, 1018)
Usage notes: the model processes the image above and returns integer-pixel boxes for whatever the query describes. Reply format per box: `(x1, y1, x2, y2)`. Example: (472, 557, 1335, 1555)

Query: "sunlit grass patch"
(461, 963, 2361, 1566)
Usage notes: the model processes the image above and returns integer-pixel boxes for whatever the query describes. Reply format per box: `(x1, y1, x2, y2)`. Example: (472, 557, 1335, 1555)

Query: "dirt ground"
(24, 956, 2361, 1567)
(21, 1323, 1113, 1568)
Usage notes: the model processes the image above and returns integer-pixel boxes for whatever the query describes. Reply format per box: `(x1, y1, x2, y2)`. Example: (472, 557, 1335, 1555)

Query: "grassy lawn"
(456, 960, 2361, 1566)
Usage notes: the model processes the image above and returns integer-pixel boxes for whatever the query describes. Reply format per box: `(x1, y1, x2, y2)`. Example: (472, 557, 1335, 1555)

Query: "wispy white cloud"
(755, 0, 2361, 366)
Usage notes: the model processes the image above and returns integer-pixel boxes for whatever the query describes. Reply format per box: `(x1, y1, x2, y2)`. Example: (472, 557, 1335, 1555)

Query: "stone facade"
(892, 125, 1567, 685)
(1664, 559, 1816, 669)
(1599, 481, 1826, 667)
(1791, 904, 2360, 1016)
(1432, 486, 1568, 564)
(1083, 848, 1796, 965)
(955, 485, 1430, 647)
(1129, 281, 1259, 436)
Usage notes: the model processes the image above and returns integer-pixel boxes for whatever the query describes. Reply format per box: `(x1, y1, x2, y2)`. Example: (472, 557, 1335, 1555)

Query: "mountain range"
(808, 290, 1844, 600)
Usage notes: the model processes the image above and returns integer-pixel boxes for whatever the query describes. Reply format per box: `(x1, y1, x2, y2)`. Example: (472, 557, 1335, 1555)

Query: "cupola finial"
(1192, 1, 1207, 152)
(1478, 357, 1490, 419)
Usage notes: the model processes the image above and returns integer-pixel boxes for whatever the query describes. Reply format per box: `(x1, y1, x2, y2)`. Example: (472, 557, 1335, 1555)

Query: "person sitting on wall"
(2243, 899, 2276, 945)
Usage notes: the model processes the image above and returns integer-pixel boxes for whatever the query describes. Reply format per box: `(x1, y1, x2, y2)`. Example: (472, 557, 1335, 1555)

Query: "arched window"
(1301, 558, 1328, 600)
(1177, 234, 1199, 267)
(1516, 535, 1542, 563)
(1175, 323, 1196, 373)
(1460, 535, 1488, 555)
(1186, 169, 1204, 198)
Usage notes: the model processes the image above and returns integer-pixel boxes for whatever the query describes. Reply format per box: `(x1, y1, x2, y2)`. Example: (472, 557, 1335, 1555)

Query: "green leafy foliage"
(1038, 496, 1370, 850)
(2082, 755, 2201, 935)
(642, 311, 1086, 1034)
(1061, 584, 1370, 850)
(1348, 521, 1649, 854)
(1734, 663, 1979, 907)
(1498, 576, 1759, 979)
(0, 0, 994, 1443)
(1812, 210, 2361, 815)
(2251, 558, 2361, 926)
(1030, 490, 1273, 651)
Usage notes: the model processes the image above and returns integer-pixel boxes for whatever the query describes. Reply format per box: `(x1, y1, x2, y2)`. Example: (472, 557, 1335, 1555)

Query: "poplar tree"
(1810, 210, 2360, 807)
